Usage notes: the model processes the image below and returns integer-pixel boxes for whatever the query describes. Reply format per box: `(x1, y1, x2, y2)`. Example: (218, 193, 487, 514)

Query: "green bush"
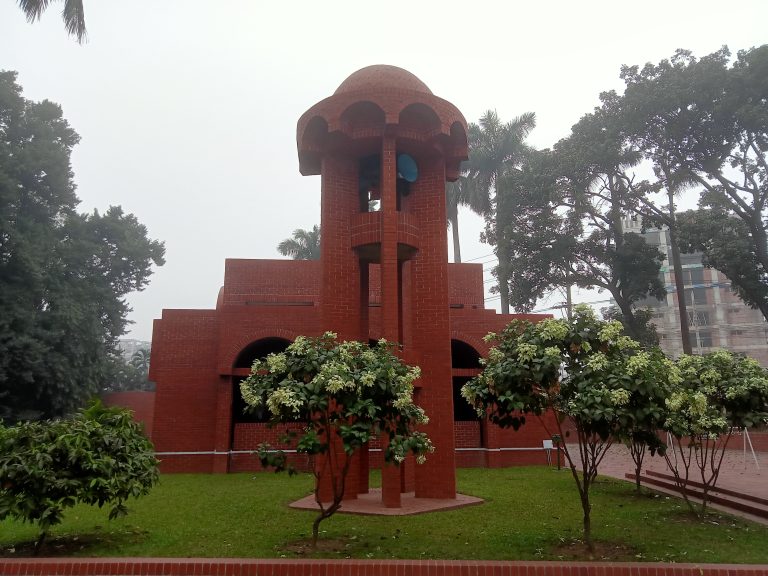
(0, 401, 159, 552)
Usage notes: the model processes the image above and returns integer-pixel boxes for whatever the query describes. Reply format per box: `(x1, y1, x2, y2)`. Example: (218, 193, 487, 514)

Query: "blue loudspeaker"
(397, 154, 418, 183)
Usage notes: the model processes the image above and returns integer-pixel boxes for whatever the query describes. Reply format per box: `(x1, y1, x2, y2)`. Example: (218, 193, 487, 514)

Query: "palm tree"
(465, 110, 536, 314)
(130, 348, 151, 375)
(277, 225, 321, 260)
(17, 0, 87, 43)
(446, 173, 492, 264)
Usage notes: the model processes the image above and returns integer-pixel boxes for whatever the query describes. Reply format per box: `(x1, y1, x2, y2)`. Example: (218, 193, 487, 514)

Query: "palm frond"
(17, 0, 87, 43)
(62, 0, 86, 43)
(17, 0, 53, 21)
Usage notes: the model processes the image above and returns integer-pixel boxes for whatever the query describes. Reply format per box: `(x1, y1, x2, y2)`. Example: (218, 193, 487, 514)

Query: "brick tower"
(296, 65, 468, 504)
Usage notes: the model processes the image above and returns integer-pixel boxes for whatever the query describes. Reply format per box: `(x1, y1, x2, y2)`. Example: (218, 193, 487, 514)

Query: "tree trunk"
(667, 225, 693, 355)
(630, 440, 645, 492)
(494, 211, 510, 314)
(666, 187, 693, 355)
(613, 292, 643, 343)
(33, 531, 47, 556)
(451, 214, 462, 263)
(581, 490, 593, 552)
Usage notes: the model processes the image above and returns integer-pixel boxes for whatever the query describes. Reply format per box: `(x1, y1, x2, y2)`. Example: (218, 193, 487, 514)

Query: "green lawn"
(2, 467, 767, 562)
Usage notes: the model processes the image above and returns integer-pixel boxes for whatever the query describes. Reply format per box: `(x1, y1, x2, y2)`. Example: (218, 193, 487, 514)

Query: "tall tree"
(445, 174, 488, 264)
(130, 348, 151, 374)
(446, 180, 463, 263)
(677, 208, 768, 321)
(489, 148, 575, 313)
(551, 106, 667, 342)
(277, 225, 321, 260)
(465, 110, 536, 314)
(17, 0, 87, 43)
(0, 71, 164, 421)
(617, 45, 768, 345)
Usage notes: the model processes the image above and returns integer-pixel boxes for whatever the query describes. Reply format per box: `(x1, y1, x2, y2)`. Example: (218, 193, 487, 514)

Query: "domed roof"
(334, 65, 432, 95)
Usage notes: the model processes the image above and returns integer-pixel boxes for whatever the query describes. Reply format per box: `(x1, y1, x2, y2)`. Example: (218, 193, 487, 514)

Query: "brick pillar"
(379, 135, 402, 507)
(411, 156, 456, 499)
(320, 154, 362, 342)
(212, 376, 232, 473)
(316, 154, 365, 501)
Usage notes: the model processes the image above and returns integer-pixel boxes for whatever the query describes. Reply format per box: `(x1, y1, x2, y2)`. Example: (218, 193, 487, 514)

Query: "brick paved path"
(588, 440, 768, 500)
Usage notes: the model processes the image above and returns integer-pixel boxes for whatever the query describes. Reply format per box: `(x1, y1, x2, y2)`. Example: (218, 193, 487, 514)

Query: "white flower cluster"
(517, 342, 538, 362)
(266, 353, 287, 374)
(586, 352, 608, 371)
(616, 336, 640, 350)
(266, 387, 303, 416)
(287, 335, 308, 354)
(488, 347, 504, 363)
(543, 346, 561, 359)
(598, 320, 623, 343)
(610, 388, 630, 406)
(626, 352, 650, 376)
(666, 361, 683, 386)
(239, 379, 263, 407)
(700, 368, 721, 385)
(536, 319, 569, 341)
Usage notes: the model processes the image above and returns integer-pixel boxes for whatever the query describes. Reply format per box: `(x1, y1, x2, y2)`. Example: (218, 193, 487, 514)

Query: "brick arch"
(218, 329, 298, 374)
(449, 331, 490, 359)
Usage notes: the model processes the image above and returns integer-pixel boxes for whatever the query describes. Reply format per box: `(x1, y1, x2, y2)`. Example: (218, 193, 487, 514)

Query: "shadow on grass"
(0, 526, 149, 558)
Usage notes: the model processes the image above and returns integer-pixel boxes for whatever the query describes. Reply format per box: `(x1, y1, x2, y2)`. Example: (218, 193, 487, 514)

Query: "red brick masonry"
(1, 559, 766, 576)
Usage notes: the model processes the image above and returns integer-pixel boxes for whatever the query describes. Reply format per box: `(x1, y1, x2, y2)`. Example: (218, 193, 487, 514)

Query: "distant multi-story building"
(117, 339, 151, 361)
(623, 217, 768, 366)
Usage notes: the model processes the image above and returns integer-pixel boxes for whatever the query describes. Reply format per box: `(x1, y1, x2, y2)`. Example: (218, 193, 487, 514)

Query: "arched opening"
(232, 337, 291, 423)
(340, 101, 386, 133)
(451, 339, 482, 369)
(451, 339, 483, 452)
(398, 103, 441, 133)
(451, 339, 482, 421)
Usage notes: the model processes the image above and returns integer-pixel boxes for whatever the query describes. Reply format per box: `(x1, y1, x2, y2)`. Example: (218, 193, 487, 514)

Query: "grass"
(2, 467, 768, 562)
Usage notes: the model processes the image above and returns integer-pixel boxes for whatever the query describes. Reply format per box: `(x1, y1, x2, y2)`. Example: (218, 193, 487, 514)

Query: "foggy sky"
(2, 1, 766, 341)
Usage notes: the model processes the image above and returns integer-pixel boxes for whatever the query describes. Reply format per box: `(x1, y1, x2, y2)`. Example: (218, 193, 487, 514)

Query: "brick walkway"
(593, 441, 767, 500)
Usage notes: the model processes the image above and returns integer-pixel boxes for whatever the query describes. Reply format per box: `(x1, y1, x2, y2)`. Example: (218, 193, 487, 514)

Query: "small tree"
(240, 333, 433, 547)
(663, 350, 768, 515)
(461, 305, 673, 551)
(0, 401, 159, 553)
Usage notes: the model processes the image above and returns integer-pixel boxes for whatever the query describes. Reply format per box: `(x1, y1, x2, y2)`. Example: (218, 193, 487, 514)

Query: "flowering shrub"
(240, 332, 432, 544)
(663, 350, 768, 513)
(461, 305, 672, 549)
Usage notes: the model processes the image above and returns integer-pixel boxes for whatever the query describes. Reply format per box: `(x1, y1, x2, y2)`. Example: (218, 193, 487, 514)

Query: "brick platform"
(2, 558, 767, 576)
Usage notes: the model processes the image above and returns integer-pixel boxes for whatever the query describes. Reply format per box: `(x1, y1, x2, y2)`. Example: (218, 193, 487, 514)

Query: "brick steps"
(624, 471, 768, 520)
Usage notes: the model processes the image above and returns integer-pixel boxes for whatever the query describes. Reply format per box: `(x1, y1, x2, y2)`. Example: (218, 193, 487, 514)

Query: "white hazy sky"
(2, 1, 767, 341)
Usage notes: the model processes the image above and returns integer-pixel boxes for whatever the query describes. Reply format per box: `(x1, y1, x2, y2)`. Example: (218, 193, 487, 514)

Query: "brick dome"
(334, 65, 432, 95)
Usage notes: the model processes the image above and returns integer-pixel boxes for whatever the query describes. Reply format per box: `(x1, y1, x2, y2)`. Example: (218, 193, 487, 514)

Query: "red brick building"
(149, 66, 554, 503)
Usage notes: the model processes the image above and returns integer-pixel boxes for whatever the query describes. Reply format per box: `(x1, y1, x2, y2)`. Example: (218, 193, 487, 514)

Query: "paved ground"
(591, 440, 768, 501)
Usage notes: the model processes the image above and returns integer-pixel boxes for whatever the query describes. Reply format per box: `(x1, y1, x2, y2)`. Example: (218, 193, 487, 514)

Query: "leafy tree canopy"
(617, 45, 768, 321)
(277, 225, 320, 260)
(465, 110, 536, 314)
(677, 208, 768, 321)
(240, 333, 432, 545)
(0, 71, 165, 421)
(462, 305, 674, 549)
(0, 401, 159, 552)
(662, 350, 768, 513)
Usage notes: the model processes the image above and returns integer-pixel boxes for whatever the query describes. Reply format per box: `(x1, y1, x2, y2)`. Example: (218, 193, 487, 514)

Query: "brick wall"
(101, 391, 155, 439)
(2, 558, 766, 576)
